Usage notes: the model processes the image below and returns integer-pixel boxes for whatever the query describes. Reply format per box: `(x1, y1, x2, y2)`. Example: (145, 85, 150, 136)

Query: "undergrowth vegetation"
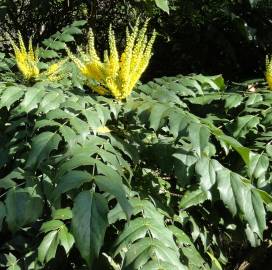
(1, 20, 272, 270)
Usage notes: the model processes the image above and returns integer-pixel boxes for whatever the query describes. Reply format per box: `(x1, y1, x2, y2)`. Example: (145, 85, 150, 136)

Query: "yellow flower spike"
(8, 32, 66, 82)
(130, 20, 148, 69)
(120, 21, 140, 86)
(28, 37, 35, 62)
(8, 32, 40, 80)
(67, 20, 156, 100)
(88, 29, 101, 63)
(145, 30, 157, 56)
(265, 55, 272, 90)
(123, 31, 156, 99)
(132, 35, 148, 73)
(47, 63, 61, 75)
(108, 25, 119, 78)
(18, 31, 27, 58)
(139, 30, 157, 71)
(105, 77, 121, 99)
(125, 35, 150, 97)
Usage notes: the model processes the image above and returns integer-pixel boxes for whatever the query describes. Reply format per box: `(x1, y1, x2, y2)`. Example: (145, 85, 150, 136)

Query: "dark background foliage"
(150, 0, 272, 81)
(1, 0, 272, 81)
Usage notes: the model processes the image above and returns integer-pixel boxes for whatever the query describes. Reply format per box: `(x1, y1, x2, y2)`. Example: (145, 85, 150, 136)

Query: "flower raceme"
(8, 32, 39, 80)
(266, 56, 272, 90)
(66, 21, 156, 100)
(8, 32, 65, 81)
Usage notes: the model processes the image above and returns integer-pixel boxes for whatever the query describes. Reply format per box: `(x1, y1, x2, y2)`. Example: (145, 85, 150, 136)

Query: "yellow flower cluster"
(66, 21, 156, 99)
(44, 60, 67, 81)
(8, 32, 64, 81)
(266, 56, 272, 90)
(8, 32, 39, 80)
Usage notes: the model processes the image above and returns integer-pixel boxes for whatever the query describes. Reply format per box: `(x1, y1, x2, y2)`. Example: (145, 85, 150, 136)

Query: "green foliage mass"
(1, 20, 272, 270)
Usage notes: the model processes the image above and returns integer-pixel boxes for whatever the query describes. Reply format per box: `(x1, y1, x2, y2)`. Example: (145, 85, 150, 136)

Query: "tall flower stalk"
(66, 21, 156, 100)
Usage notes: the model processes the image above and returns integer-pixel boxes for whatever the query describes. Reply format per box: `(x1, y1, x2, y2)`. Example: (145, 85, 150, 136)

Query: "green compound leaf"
(58, 226, 74, 254)
(38, 221, 74, 263)
(196, 157, 266, 239)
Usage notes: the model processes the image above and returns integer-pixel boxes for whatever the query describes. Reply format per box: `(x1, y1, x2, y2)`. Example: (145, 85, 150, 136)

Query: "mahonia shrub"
(1, 21, 272, 270)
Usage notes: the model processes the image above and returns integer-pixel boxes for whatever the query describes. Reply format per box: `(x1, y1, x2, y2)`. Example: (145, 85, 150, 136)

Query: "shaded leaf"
(5, 188, 43, 232)
(169, 225, 208, 270)
(124, 238, 184, 270)
(72, 191, 109, 267)
(26, 132, 61, 169)
(95, 161, 132, 218)
(217, 169, 266, 238)
(53, 170, 93, 199)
